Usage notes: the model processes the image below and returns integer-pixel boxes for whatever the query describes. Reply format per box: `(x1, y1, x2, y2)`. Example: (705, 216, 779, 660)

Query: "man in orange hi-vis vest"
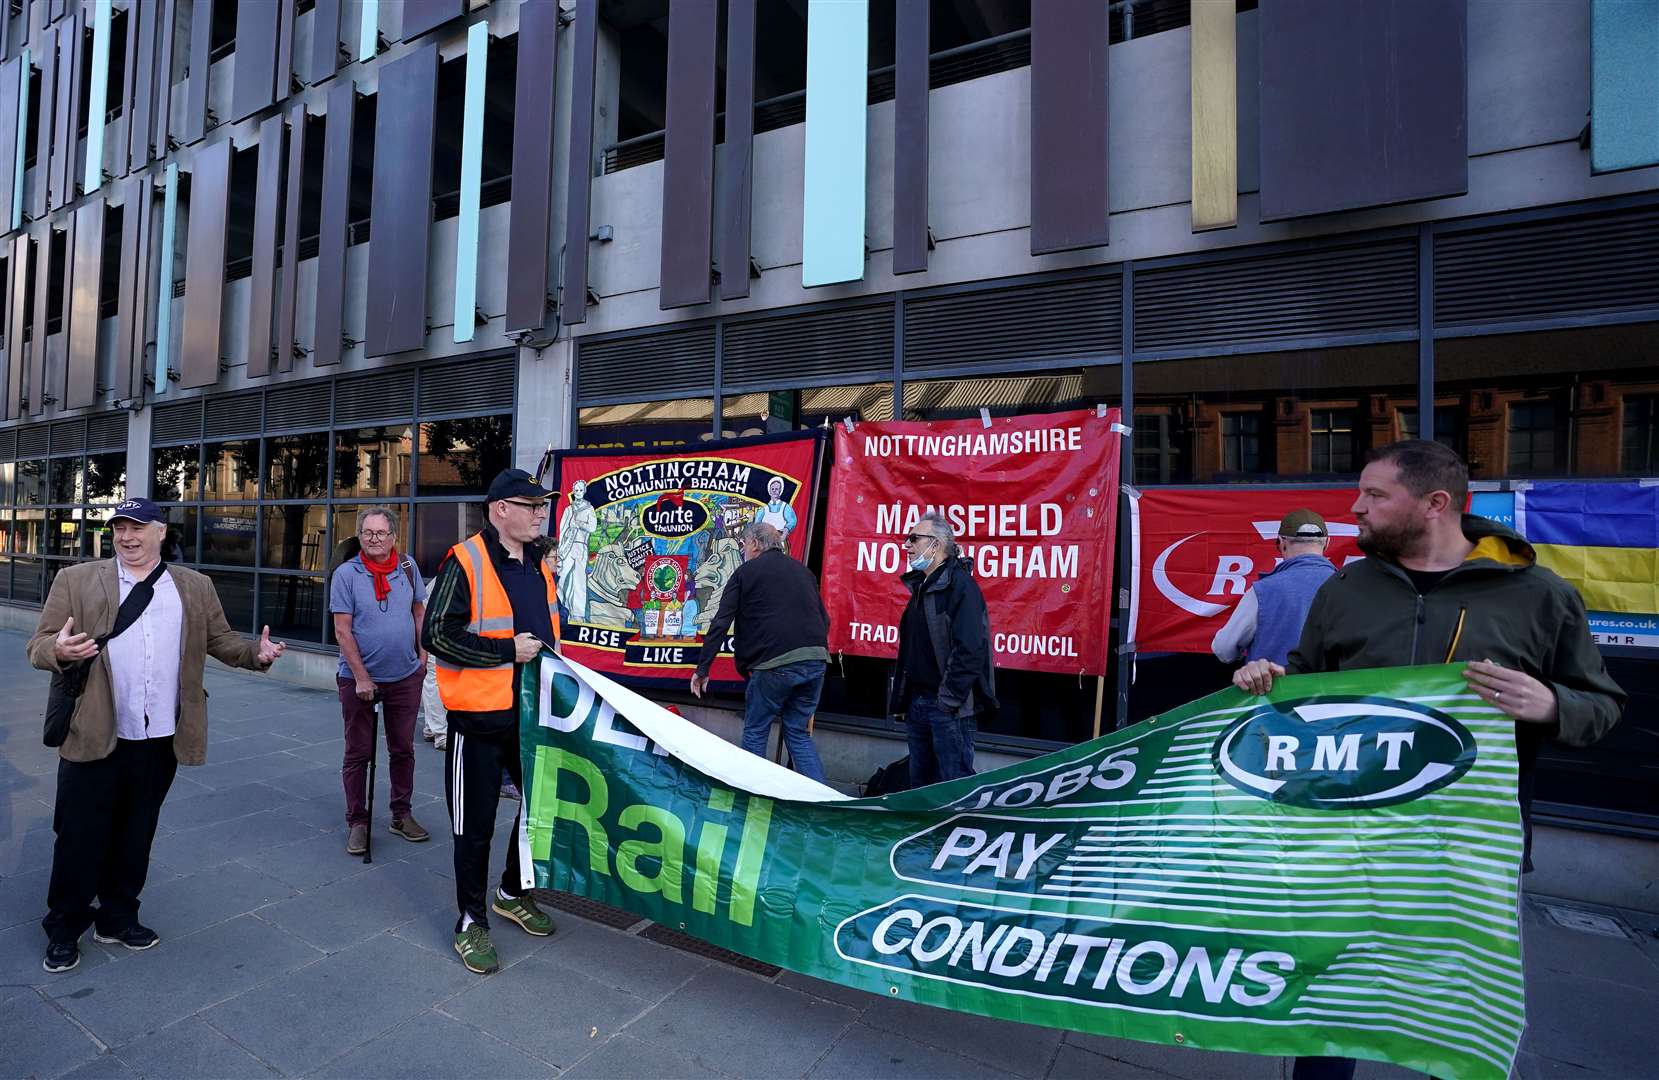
(422, 468, 561, 975)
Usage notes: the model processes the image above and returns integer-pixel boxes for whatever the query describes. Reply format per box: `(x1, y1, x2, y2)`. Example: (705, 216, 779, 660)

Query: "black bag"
(43, 562, 169, 748)
(862, 756, 913, 797)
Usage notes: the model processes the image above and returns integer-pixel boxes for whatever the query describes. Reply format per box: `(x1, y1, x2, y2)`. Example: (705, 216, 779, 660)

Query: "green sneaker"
(491, 892, 555, 937)
(454, 925, 500, 974)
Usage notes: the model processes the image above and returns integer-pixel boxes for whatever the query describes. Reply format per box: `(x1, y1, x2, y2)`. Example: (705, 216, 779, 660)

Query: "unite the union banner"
(519, 654, 1526, 1080)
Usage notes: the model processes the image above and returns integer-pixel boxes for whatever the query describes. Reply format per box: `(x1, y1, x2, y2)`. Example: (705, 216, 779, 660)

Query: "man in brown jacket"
(28, 497, 286, 974)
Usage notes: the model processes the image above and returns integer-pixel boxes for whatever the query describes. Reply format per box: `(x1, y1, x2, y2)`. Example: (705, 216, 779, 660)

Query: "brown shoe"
(346, 823, 368, 855)
(390, 815, 430, 842)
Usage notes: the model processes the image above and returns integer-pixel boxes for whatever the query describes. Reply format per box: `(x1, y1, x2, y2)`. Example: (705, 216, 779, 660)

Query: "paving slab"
(234, 828, 381, 892)
(133, 861, 299, 942)
(313, 1009, 559, 1078)
(863, 995, 1063, 1079)
(441, 952, 654, 1067)
(562, 1033, 731, 1080)
(1062, 1028, 1285, 1080)
(113, 1016, 281, 1079)
(537, 917, 710, 1000)
(255, 856, 455, 953)
(808, 1022, 1020, 1080)
(148, 808, 325, 875)
(0, 990, 103, 1079)
(157, 781, 294, 831)
(1045, 1043, 1170, 1080)
(57, 1052, 142, 1080)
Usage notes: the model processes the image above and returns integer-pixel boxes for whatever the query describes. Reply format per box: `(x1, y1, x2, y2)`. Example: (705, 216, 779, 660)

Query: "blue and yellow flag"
(1515, 481, 1659, 649)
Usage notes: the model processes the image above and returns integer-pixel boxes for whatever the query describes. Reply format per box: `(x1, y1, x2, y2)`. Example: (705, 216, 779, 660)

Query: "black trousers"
(43, 737, 178, 946)
(444, 727, 526, 933)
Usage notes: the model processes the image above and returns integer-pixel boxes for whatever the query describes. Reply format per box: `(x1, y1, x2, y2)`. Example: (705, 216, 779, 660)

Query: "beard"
(1357, 516, 1428, 562)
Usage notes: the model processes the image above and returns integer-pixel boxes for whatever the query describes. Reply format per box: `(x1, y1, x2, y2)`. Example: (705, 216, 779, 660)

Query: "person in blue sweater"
(1210, 509, 1336, 667)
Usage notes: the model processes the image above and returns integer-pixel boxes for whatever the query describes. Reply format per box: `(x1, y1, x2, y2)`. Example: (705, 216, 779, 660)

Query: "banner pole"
(1092, 675, 1105, 740)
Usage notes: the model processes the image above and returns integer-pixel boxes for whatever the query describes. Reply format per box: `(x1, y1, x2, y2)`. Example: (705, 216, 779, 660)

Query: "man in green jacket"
(1232, 440, 1625, 1080)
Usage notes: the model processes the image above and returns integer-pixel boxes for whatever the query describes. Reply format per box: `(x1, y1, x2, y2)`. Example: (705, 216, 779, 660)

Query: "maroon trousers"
(338, 667, 423, 826)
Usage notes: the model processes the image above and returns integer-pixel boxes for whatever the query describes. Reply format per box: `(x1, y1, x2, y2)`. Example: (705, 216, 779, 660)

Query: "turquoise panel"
(83, 1, 113, 193)
(1592, 0, 1659, 172)
(359, 0, 380, 63)
(802, 0, 868, 287)
(12, 47, 28, 230)
(454, 21, 488, 343)
(155, 163, 179, 394)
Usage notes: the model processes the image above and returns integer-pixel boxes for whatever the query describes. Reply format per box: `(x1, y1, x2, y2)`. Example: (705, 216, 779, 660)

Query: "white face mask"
(907, 553, 932, 573)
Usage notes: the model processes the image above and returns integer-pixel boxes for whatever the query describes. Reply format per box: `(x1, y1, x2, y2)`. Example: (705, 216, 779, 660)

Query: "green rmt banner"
(519, 654, 1525, 1080)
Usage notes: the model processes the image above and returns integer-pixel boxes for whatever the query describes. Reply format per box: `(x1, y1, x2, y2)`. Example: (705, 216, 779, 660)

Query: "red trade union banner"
(549, 432, 822, 687)
(1127, 487, 1366, 655)
(821, 409, 1121, 676)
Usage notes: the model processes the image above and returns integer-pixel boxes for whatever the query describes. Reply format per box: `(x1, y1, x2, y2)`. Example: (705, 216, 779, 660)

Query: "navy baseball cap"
(110, 497, 166, 525)
(484, 468, 554, 504)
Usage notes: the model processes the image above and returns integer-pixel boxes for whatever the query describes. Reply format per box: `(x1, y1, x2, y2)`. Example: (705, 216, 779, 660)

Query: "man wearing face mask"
(690, 521, 830, 782)
(890, 511, 996, 788)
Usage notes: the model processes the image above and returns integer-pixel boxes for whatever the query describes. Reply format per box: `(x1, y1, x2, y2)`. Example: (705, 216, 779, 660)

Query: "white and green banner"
(520, 655, 1525, 1080)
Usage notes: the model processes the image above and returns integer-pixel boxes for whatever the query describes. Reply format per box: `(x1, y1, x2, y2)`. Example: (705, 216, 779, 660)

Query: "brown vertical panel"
(0, 59, 20, 232)
(231, 0, 279, 122)
(29, 223, 53, 413)
(719, 0, 755, 300)
(5, 235, 28, 419)
(245, 113, 282, 376)
(504, 0, 556, 332)
(178, 138, 229, 388)
(182, 0, 211, 144)
(154, 0, 177, 156)
(128, 0, 157, 172)
(892, 0, 929, 275)
(65, 198, 103, 409)
(658, 0, 717, 310)
(310, 0, 342, 86)
(32, 24, 55, 221)
(312, 79, 354, 367)
(275, 103, 304, 373)
(364, 44, 436, 357)
(1029, 0, 1108, 254)
(560, 0, 597, 327)
(115, 174, 146, 401)
(400, 0, 465, 42)
(275, 0, 297, 102)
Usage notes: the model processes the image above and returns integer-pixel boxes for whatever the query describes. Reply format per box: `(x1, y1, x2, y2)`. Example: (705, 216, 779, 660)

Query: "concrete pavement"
(2, 629, 1656, 1079)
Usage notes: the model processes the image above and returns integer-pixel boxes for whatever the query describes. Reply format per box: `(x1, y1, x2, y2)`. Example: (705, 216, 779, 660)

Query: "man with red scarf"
(330, 505, 429, 854)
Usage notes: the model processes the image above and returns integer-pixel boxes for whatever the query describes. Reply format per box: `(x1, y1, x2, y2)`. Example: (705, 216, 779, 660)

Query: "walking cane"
(363, 698, 381, 864)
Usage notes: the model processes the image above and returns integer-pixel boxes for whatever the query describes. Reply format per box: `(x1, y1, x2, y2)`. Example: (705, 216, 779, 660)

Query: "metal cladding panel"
(275, 0, 296, 103)
(313, 79, 355, 367)
(723, 302, 894, 387)
(576, 325, 714, 402)
(903, 274, 1122, 370)
(128, 0, 157, 172)
(1259, 0, 1467, 221)
(275, 103, 304, 373)
(246, 114, 283, 376)
(115, 174, 148, 402)
(1029, 0, 1107, 254)
(364, 43, 437, 358)
(718, 0, 755, 300)
(154, 0, 177, 154)
(179, 138, 230, 389)
(310, 0, 342, 85)
(52, 9, 78, 211)
(5, 234, 27, 419)
(83, 0, 111, 192)
(1190, 0, 1237, 231)
(47, 19, 72, 211)
(658, 0, 717, 310)
(401, 0, 465, 41)
(65, 198, 103, 409)
(28, 223, 51, 413)
(232, 0, 280, 122)
(31, 25, 54, 221)
(114, 0, 141, 178)
(505, 0, 557, 331)
(183, 0, 212, 144)
(559, 0, 597, 327)
(0, 59, 19, 232)
(891, 0, 928, 275)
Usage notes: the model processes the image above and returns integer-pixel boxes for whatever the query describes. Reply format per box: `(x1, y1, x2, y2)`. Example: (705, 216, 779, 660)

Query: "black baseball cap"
(109, 497, 166, 526)
(485, 468, 554, 504)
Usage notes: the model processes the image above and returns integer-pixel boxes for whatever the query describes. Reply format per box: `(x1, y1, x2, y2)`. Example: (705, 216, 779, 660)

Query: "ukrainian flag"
(1515, 482, 1659, 618)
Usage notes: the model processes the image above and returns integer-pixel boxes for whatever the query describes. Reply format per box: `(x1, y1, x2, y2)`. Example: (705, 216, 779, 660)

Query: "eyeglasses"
(904, 533, 942, 545)
(502, 499, 550, 515)
(359, 529, 392, 540)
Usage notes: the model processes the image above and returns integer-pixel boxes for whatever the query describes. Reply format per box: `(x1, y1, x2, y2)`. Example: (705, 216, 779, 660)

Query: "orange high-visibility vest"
(434, 533, 560, 712)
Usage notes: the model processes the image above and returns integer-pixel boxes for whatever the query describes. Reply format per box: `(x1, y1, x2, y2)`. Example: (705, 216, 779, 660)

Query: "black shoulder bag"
(43, 562, 169, 748)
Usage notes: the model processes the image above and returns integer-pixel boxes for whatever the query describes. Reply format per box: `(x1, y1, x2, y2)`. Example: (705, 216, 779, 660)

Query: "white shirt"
(1210, 588, 1259, 664)
(106, 562, 185, 741)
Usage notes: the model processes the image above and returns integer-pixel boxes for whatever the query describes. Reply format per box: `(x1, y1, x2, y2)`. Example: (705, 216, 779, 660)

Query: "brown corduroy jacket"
(27, 560, 270, 765)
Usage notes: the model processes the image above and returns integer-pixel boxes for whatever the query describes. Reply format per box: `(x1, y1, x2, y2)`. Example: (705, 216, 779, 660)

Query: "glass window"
(1220, 411, 1263, 474)
(262, 504, 327, 572)
(48, 458, 83, 504)
(1397, 407, 1462, 452)
(163, 506, 199, 563)
(201, 506, 258, 566)
(15, 557, 43, 603)
(331, 503, 411, 565)
(1507, 400, 1563, 476)
(264, 432, 330, 500)
(151, 445, 201, 501)
(1133, 414, 1185, 486)
(335, 426, 413, 498)
(414, 501, 483, 579)
(0, 510, 11, 552)
(80, 509, 113, 559)
(721, 383, 896, 438)
(46, 509, 80, 557)
(1309, 409, 1355, 475)
(84, 452, 127, 504)
(15, 459, 45, 505)
(577, 400, 712, 451)
(1620, 396, 1658, 474)
(259, 574, 326, 643)
(203, 570, 256, 634)
(204, 439, 260, 500)
(13, 508, 44, 553)
(0, 461, 13, 505)
(418, 416, 512, 494)
(0, 554, 10, 599)
(902, 369, 1115, 421)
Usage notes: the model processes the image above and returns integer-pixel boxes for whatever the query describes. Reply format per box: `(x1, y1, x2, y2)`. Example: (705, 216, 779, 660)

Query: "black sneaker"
(43, 940, 80, 973)
(93, 924, 160, 951)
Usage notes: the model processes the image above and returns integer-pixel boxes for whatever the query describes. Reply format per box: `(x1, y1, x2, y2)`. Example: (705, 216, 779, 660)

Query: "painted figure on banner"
(759, 476, 797, 544)
(587, 540, 643, 628)
(556, 480, 597, 621)
(695, 531, 744, 633)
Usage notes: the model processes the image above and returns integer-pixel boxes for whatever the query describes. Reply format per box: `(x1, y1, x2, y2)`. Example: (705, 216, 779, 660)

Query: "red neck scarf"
(360, 546, 400, 602)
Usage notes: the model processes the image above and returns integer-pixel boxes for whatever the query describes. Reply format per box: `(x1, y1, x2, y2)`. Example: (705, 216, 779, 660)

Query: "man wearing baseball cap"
(422, 469, 561, 974)
(28, 498, 286, 973)
(1210, 508, 1336, 668)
